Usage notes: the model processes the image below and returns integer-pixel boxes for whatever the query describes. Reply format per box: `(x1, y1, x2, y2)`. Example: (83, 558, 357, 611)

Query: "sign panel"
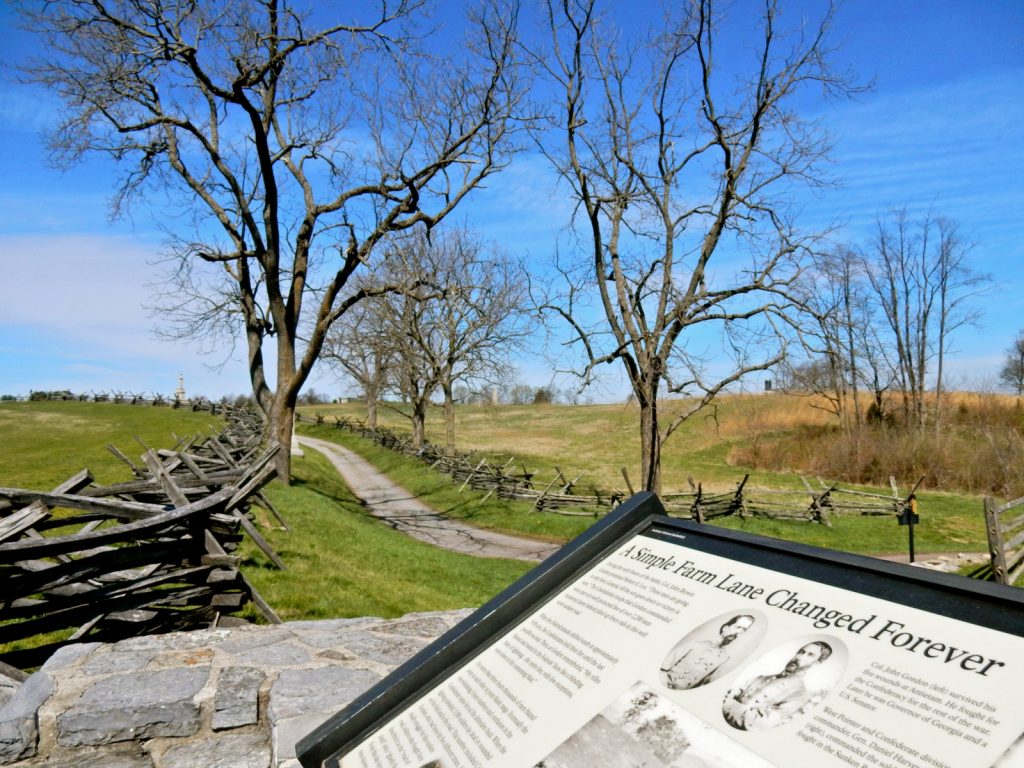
(297, 493, 1024, 768)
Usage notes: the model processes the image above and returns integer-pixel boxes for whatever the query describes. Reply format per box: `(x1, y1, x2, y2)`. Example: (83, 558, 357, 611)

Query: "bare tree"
(336, 227, 533, 450)
(931, 218, 986, 431)
(864, 209, 986, 428)
(322, 287, 394, 431)
(391, 283, 438, 451)
(19, 0, 524, 478)
(433, 235, 533, 450)
(533, 0, 858, 492)
(789, 248, 861, 428)
(999, 334, 1024, 395)
(857, 321, 899, 425)
(788, 246, 905, 430)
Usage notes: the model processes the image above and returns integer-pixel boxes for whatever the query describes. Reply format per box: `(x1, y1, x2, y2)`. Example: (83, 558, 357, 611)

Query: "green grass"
(298, 399, 879, 492)
(0, 400, 227, 662)
(0, 399, 992, 559)
(0, 400, 220, 489)
(712, 497, 979, 555)
(240, 446, 532, 620)
(0, 401, 531, 653)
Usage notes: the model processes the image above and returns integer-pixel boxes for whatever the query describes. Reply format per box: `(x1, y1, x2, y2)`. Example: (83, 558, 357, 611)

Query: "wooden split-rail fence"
(0, 408, 287, 671)
(15, 389, 247, 415)
(298, 413, 917, 525)
(980, 494, 1024, 586)
(663, 475, 921, 527)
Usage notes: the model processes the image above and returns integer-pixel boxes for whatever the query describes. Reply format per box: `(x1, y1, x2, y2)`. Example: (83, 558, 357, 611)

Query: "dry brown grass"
(729, 392, 1024, 498)
(703, 393, 836, 439)
(303, 395, 840, 495)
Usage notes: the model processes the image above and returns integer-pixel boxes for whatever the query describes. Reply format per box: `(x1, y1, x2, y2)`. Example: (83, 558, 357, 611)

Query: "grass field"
(304, 398, 778, 493)
(244, 447, 531, 621)
(0, 400, 534, 635)
(0, 400, 221, 489)
(298, 423, 595, 542)
(0, 401, 233, 658)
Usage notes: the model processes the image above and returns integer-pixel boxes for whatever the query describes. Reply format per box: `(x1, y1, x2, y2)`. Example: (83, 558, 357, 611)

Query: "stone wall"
(0, 610, 471, 768)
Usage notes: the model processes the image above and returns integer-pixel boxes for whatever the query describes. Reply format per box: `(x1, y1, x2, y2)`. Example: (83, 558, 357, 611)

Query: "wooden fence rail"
(982, 495, 1024, 586)
(0, 407, 285, 671)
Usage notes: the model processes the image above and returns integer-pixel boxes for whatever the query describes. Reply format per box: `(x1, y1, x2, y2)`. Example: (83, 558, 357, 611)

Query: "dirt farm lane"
(295, 435, 562, 563)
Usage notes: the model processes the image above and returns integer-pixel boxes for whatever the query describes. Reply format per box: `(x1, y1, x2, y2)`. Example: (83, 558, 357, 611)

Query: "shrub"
(532, 387, 554, 405)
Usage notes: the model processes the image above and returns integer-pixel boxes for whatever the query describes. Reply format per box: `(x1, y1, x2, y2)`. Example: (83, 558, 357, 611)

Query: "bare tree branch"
(532, 0, 858, 492)
(18, 0, 526, 478)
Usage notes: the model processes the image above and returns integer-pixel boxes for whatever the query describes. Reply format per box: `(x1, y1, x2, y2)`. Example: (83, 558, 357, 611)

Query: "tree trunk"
(411, 399, 427, 450)
(442, 381, 456, 453)
(842, 273, 861, 428)
(269, 396, 294, 483)
(366, 396, 378, 432)
(367, 350, 382, 432)
(934, 341, 945, 437)
(638, 386, 662, 495)
(935, 269, 948, 438)
(871, 371, 886, 426)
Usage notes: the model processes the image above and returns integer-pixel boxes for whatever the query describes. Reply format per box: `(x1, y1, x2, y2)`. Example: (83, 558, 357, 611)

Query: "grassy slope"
(299, 398, 860, 491)
(0, 396, 999, 638)
(299, 423, 595, 542)
(243, 447, 530, 621)
(300, 398, 989, 555)
(0, 401, 230, 657)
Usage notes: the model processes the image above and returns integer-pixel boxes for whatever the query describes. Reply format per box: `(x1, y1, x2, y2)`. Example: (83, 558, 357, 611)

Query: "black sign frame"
(296, 492, 1024, 768)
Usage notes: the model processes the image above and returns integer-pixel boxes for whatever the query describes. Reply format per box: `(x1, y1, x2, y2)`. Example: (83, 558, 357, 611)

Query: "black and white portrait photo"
(722, 635, 847, 731)
(659, 610, 768, 690)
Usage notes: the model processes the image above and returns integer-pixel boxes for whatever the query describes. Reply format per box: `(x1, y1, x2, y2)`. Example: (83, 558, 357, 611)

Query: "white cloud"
(0, 233, 155, 332)
(799, 68, 1024, 245)
(0, 232, 257, 396)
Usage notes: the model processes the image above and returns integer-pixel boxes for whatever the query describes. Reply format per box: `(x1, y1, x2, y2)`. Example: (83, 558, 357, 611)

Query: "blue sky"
(0, 1, 1022, 400)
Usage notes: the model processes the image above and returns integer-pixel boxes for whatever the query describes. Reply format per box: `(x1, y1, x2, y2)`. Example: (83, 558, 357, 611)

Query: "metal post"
(907, 498, 916, 563)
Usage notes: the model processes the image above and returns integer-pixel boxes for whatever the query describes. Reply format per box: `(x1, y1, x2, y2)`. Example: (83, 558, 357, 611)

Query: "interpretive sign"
(297, 493, 1024, 768)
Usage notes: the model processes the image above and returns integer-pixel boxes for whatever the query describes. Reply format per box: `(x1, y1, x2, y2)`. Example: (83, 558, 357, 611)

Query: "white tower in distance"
(174, 374, 186, 403)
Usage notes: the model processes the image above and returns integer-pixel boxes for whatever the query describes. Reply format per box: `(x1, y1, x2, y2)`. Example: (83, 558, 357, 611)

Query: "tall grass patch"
(731, 395, 1024, 497)
(300, 396, 991, 555)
